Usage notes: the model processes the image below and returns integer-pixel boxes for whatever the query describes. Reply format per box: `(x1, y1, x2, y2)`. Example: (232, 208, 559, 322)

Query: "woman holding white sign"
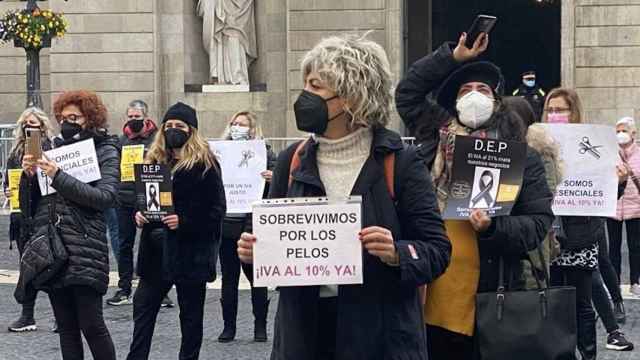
(542, 88, 633, 356)
(126, 102, 226, 360)
(18, 90, 120, 360)
(6, 107, 53, 333)
(217, 111, 276, 343)
(238, 35, 452, 359)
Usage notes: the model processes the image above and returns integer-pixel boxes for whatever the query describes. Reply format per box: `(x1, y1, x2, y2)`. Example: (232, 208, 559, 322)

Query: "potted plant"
(0, 7, 68, 49)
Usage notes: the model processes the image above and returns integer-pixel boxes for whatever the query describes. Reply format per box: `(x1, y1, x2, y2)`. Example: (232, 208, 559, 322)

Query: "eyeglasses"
(57, 114, 84, 123)
(544, 107, 571, 114)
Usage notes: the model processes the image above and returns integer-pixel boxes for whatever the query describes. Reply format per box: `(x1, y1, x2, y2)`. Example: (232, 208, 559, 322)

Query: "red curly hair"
(53, 90, 108, 129)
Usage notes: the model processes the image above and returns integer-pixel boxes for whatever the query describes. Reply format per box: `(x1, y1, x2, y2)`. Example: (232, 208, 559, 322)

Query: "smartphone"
(25, 128, 42, 160)
(465, 15, 497, 49)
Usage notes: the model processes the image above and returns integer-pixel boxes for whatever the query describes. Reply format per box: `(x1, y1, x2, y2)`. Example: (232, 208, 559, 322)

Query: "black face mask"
(164, 128, 190, 149)
(293, 90, 342, 135)
(127, 119, 144, 133)
(60, 122, 83, 140)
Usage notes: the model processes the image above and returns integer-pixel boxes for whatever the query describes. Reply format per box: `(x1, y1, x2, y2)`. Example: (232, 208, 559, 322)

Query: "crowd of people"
(3, 30, 639, 360)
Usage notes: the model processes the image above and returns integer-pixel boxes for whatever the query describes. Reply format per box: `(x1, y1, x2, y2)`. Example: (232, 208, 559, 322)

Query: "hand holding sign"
(360, 226, 399, 266)
(238, 232, 256, 264)
(469, 209, 492, 232)
(37, 157, 59, 178)
(617, 164, 629, 184)
(135, 211, 149, 228)
(162, 214, 179, 230)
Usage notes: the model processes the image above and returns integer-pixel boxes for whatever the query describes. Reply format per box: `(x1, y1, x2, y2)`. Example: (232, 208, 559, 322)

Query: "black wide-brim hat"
(436, 61, 504, 115)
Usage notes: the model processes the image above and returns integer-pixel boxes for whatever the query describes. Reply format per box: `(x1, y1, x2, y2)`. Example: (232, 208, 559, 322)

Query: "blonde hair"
(300, 33, 393, 128)
(146, 123, 218, 174)
(220, 111, 264, 140)
(544, 88, 583, 124)
(10, 107, 53, 158)
(616, 117, 636, 133)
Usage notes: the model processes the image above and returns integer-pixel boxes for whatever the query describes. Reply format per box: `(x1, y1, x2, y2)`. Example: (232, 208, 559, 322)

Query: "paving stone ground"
(0, 215, 638, 359)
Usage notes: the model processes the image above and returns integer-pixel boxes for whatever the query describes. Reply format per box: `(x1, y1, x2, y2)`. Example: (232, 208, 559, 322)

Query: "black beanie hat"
(163, 102, 198, 129)
(436, 61, 504, 115)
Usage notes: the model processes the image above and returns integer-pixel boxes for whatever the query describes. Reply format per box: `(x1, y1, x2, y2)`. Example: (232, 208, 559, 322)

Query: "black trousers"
(117, 206, 137, 292)
(426, 325, 475, 360)
(126, 280, 206, 360)
(219, 220, 267, 324)
(597, 231, 623, 303)
(316, 297, 338, 360)
(606, 218, 640, 285)
(551, 266, 596, 360)
(48, 286, 116, 360)
(592, 270, 618, 334)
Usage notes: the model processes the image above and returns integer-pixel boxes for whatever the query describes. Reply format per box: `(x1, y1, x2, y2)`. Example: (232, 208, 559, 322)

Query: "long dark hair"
(481, 98, 527, 142)
(503, 96, 537, 127)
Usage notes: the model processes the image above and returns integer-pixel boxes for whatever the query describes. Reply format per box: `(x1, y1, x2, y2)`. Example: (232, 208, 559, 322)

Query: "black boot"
(252, 287, 269, 342)
(218, 299, 237, 343)
(577, 311, 597, 360)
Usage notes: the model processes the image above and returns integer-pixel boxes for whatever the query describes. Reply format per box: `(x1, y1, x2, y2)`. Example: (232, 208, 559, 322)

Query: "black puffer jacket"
(395, 42, 555, 292)
(137, 162, 226, 284)
(268, 127, 451, 360)
(19, 132, 120, 295)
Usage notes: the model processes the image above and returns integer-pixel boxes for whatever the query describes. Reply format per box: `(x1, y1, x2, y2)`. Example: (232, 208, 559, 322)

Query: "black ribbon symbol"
(148, 186, 160, 210)
(238, 150, 254, 168)
(472, 170, 495, 208)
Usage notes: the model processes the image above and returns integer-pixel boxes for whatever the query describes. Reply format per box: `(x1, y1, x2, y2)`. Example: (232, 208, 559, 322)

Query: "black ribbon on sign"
(472, 170, 495, 207)
(238, 150, 254, 168)
(148, 189, 160, 210)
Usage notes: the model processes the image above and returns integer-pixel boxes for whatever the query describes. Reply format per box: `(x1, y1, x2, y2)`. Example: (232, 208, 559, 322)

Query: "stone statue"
(196, 0, 257, 86)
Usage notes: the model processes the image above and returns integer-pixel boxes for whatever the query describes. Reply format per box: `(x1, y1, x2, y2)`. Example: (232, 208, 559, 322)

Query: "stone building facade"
(0, 0, 634, 136)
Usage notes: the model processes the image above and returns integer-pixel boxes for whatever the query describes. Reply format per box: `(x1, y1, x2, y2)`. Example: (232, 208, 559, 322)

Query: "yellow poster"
(8, 169, 22, 213)
(121, 145, 145, 182)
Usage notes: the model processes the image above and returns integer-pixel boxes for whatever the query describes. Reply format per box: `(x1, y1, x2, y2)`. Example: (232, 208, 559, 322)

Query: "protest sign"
(540, 124, 618, 217)
(442, 136, 527, 219)
(209, 140, 267, 213)
(252, 197, 363, 287)
(37, 138, 101, 196)
(8, 169, 22, 213)
(134, 164, 174, 222)
(120, 144, 145, 182)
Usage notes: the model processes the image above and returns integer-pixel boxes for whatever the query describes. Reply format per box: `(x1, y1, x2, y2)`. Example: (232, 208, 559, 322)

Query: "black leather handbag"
(32, 199, 69, 288)
(475, 245, 577, 360)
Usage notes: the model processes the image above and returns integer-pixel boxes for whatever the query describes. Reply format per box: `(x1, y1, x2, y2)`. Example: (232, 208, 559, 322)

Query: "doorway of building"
(405, 0, 561, 95)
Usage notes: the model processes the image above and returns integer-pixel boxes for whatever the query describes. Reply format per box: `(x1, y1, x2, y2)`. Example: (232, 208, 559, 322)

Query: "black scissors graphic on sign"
(578, 137, 603, 159)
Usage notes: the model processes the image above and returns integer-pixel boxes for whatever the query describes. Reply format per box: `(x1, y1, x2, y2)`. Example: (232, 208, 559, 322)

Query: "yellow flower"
(48, 22, 53, 28)
(40, 25, 45, 31)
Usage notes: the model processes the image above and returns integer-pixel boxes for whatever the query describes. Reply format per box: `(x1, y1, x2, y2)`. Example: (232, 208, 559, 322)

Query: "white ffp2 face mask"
(456, 91, 495, 129)
(230, 125, 251, 140)
(617, 132, 632, 145)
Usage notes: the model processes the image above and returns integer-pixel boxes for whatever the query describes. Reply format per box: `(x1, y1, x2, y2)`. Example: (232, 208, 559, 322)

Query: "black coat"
(137, 162, 226, 284)
(395, 42, 555, 292)
(117, 123, 158, 207)
(19, 132, 120, 295)
(267, 127, 451, 360)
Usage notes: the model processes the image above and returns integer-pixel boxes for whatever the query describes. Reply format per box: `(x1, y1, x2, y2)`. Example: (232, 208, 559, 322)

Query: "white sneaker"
(631, 284, 640, 297)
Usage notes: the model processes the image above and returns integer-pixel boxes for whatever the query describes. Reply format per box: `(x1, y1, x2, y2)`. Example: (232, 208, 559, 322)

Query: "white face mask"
(456, 91, 495, 129)
(230, 125, 251, 140)
(617, 132, 632, 145)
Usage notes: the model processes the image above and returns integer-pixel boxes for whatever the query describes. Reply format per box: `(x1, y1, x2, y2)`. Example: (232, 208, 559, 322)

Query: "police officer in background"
(512, 70, 546, 121)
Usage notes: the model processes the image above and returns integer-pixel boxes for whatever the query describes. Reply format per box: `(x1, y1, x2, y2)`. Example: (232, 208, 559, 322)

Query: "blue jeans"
(104, 208, 120, 262)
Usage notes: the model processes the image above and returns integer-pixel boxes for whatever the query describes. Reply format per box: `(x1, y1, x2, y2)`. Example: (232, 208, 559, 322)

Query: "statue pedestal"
(202, 84, 250, 93)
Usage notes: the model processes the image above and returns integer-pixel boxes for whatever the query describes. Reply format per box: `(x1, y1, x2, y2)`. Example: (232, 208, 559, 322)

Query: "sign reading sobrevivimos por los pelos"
(540, 124, 618, 217)
(209, 140, 267, 214)
(37, 138, 101, 196)
(442, 135, 527, 219)
(252, 197, 363, 288)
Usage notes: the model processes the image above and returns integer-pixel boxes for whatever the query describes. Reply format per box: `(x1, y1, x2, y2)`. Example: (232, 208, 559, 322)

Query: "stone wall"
(566, 0, 640, 125)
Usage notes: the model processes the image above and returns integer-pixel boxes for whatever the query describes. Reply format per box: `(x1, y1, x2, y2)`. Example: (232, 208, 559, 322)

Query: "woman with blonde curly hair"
(217, 110, 276, 343)
(237, 35, 451, 359)
(126, 102, 226, 360)
(6, 107, 53, 333)
(18, 90, 120, 359)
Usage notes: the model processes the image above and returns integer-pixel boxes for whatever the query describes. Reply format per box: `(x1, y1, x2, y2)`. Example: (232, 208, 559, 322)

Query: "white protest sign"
(209, 140, 267, 213)
(540, 124, 618, 217)
(37, 138, 102, 196)
(252, 197, 363, 287)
